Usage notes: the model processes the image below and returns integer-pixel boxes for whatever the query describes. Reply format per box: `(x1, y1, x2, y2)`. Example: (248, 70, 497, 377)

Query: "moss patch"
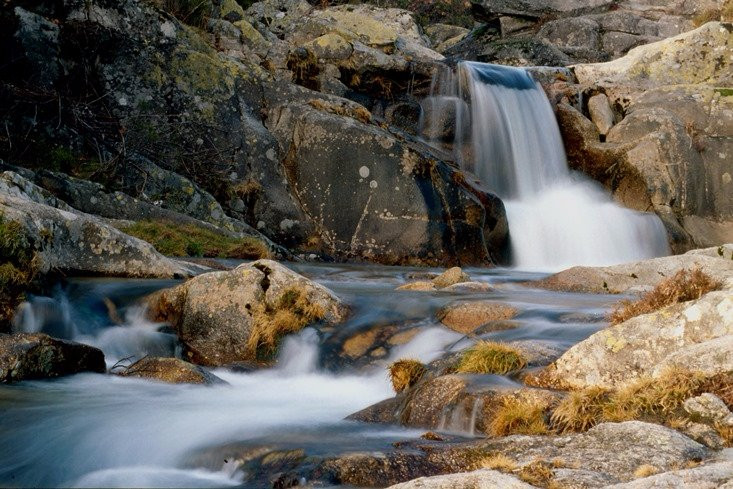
(0, 214, 39, 329)
(120, 219, 269, 259)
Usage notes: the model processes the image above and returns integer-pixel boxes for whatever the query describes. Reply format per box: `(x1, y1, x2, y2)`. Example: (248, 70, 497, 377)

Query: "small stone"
(432, 267, 471, 288)
(397, 281, 437, 291)
(684, 393, 733, 427)
(588, 93, 614, 135)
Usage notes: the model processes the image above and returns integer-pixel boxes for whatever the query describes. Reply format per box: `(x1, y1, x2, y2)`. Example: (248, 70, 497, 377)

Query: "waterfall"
(422, 62, 669, 271)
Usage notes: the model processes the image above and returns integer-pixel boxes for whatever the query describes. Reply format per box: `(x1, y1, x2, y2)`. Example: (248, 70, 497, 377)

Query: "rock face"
(605, 461, 733, 488)
(555, 23, 733, 250)
(0, 332, 106, 382)
(386, 469, 534, 489)
(533, 245, 733, 294)
(117, 357, 224, 385)
(0, 189, 199, 279)
(0, 0, 509, 266)
(147, 260, 347, 366)
(538, 287, 733, 389)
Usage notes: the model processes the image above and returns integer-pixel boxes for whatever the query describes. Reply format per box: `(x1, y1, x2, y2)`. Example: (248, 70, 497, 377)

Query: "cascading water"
(422, 62, 669, 270)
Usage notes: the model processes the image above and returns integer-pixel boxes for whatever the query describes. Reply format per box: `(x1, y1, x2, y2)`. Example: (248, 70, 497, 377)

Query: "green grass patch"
(120, 219, 270, 259)
(0, 213, 39, 329)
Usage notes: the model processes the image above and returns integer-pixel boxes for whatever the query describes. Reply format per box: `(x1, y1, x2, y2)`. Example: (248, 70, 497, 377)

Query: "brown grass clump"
(692, 7, 721, 27)
(455, 341, 527, 375)
(518, 460, 555, 487)
(388, 359, 427, 393)
(121, 219, 270, 259)
(633, 464, 659, 478)
(609, 268, 722, 325)
(551, 386, 610, 433)
(490, 396, 551, 436)
(247, 287, 326, 359)
(478, 453, 518, 472)
(723, 0, 733, 21)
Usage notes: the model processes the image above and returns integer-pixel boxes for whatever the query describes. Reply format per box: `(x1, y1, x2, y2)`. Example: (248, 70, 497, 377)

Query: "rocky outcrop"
(533, 245, 733, 294)
(147, 260, 347, 366)
(0, 332, 105, 382)
(387, 469, 533, 489)
(116, 356, 225, 385)
(555, 23, 733, 250)
(0, 188, 199, 279)
(536, 286, 733, 389)
(1, 0, 509, 266)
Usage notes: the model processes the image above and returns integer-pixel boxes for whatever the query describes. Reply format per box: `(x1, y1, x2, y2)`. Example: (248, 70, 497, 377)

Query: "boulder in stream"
(0, 332, 105, 382)
(116, 357, 225, 385)
(147, 260, 348, 367)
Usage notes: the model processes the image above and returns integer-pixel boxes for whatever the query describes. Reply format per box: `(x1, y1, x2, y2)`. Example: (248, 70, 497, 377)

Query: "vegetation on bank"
(0, 213, 38, 329)
(388, 359, 427, 392)
(609, 268, 722, 325)
(692, 0, 733, 27)
(247, 287, 326, 360)
(120, 219, 270, 259)
(455, 341, 527, 375)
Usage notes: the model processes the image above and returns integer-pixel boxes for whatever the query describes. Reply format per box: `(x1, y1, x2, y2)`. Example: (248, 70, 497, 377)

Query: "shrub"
(147, 0, 212, 28)
(247, 287, 326, 359)
(478, 453, 517, 472)
(120, 219, 270, 259)
(609, 268, 722, 325)
(489, 396, 550, 436)
(388, 359, 427, 392)
(455, 341, 527, 375)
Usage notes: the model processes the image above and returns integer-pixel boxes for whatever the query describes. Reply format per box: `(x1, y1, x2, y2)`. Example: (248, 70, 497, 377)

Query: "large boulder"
(533, 244, 733, 294)
(0, 190, 198, 279)
(537, 287, 733, 389)
(147, 259, 348, 366)
(267, 101, 508, 265)
(0, 332, 105, 382)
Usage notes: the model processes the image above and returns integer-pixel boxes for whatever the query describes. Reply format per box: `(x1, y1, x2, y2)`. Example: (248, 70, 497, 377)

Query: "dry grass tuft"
(518, 460, 555, 487)
(692, 7, 721, 26)
(633, 464, 660, 478)
(388, 359, 427, 393)
(490, 396, 551, 436)
(551, 386, 610, 433)
(609, 268, 721, 325)
(455, 341, 527, 375)
(247, 287, 326, 359)
(478, 453, 518, 472)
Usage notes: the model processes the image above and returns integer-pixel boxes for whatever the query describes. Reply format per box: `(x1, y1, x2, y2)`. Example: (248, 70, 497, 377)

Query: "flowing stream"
(0, 263, 619, 488)
(421, 62, 669, 270)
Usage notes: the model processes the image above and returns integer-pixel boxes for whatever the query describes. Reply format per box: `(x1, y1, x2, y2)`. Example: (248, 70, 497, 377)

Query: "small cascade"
(276, 328, 320, 375)
(421, 62, 669, 270)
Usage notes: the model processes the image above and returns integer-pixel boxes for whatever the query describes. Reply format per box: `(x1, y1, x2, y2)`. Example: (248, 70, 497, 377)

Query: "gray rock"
(116, 356, 225, 385)
(470, 0, 614, 20)
(0, 332, 106, 382)
(684, 393, 733, 427)
(386, 469, 534, 489)
(0, 191, 198, 279)
(605, 461, 733, 488)
(147, 259, 347, 366)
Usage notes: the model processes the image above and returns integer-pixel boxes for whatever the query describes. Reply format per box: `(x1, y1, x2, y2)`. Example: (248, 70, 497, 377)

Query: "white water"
(422, 62, 669, 271)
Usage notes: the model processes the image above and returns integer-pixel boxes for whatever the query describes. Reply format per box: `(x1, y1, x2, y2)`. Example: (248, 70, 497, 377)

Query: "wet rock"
(437, 301, 518, 334)
(433, 267, 471, 288)
(268, 102, 507, 266)
(443, 282, 493, 293)
(147, 259, 347, 366)
(684, 393, 733, 427)
(397, 281, 437, 291)
(316, 451, 446, 487)
(386, 469, 534, 489)
(0, 332, 105, 382)
(116, 357, 225, 385)
(605, 461, 733, 488)
(420, 96, 470, 142)
(532, 246, 733, 294)
(0, 191, 199, 279)
(536, 288, 733, 389)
